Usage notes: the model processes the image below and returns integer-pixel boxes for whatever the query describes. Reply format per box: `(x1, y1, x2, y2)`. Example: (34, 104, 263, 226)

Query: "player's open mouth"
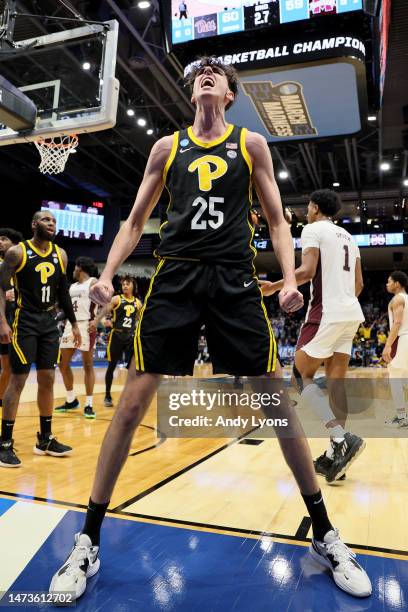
(201, 76, 215, 88)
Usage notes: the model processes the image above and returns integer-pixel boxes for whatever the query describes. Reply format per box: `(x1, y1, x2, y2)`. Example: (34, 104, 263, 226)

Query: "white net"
(34, 134, 79, 174)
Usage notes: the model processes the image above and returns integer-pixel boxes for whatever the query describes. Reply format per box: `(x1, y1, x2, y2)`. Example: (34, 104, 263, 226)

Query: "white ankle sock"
(67, 390, 76, 403)
(86, 396, 93, 407)
(328, 424, 346, 441)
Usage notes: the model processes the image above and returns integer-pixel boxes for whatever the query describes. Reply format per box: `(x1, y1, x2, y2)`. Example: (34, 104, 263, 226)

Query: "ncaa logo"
(180, 138, 189, 147)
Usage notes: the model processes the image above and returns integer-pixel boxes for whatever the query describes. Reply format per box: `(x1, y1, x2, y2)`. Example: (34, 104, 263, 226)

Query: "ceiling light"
(367, 219, 372, 225)
(403, 178, 408, 187)
(373, 224, 379, 229)
(127, 109, 135, 117)
(332, 182, 340, 187)
(367, 115, 376, 121)
(138, 1, 151, 8)
(82, 61, 91, 70)
(146, 128, 153, 135)
(380, 162, 391, 171)
(278, 170, 289, 179)
(137, 118, 147, 127)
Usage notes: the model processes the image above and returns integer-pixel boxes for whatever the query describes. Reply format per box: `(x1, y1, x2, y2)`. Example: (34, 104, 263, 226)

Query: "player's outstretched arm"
(91, 136, 174, 306)
(0, 244, 22, 343)
(261, 248, 320, 297)
(247, 131, 303, 313)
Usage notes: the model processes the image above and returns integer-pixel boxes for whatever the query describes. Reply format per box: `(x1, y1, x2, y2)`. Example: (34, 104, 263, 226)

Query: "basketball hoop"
(34, 134, 79, 174)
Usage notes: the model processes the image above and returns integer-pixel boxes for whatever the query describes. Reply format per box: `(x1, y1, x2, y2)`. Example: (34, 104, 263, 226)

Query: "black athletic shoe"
(314, 452, 346, 481)
(33, 433, 73, 457)
(104, 396, 113, 407)
(84, 406, 96, 419)
(0, 438, 21, 468)
(325, 433, 365, 483)
(55, 399, 80, 413)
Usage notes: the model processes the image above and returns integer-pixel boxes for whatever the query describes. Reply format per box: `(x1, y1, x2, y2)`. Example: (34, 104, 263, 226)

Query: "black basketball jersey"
(156, 125, 256, 266)
(112, 295, 140, 332)
(13, 240, 64, 311)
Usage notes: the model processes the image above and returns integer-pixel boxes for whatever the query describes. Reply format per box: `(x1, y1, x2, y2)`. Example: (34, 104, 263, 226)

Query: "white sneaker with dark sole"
(310, 529, 372, 597)
(49, 533, 100, 601)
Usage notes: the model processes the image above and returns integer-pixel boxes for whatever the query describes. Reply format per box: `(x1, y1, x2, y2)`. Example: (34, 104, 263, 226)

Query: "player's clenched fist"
(279, 286, 303, 313)
(90, 278, 114, 306)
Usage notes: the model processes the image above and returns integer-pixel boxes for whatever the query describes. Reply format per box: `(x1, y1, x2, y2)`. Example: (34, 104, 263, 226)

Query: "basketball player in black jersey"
(0, 228, 23, 408)
(50, 58, 371, 599)
(93, 276, 142, 407)
(0, 211, 81, 467)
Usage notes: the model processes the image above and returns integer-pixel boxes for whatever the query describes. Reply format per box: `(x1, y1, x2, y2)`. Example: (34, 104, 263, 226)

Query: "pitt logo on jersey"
(35, 261, 55, 284)
(188, 155, 228, 192)
(124, 304, 135, 317)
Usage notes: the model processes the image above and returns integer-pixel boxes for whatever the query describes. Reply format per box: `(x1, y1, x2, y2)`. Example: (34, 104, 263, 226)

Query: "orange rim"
(36, 134, 78, 149)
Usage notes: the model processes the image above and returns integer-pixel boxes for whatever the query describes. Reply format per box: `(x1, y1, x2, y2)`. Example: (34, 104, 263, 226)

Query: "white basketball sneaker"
(49, 533, 100, 601)
(310, 529, 372, 597)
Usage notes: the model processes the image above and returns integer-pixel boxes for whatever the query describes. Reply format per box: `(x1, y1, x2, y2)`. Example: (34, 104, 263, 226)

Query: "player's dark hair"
(121, 275, 137, 295)
(310, 189, 342, 217)
(0, 228, 23, 244)
(185, 56, 238, 111)
(390, 270, 408, 289)
(75, 256, 97, 277)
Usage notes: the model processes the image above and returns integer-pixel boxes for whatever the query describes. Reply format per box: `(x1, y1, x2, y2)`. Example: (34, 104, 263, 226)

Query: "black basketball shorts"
(133, 259, 277, 376)
(107, 330, 134, 364)
(9, 308, 60, 374)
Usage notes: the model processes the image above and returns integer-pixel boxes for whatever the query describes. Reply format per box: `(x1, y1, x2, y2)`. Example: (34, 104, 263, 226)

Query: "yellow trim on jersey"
(27, 239, 52, 258)
(135, 258, 166, 371)
(160, 132, 179, 239)
(111, 295, 121, 324)
(107, 329, 114, 362)
(54, 245, 65, 273)
(240, 127, 253, 174)
(12, 308, 27, 365)
(15, 242, 27, 274)
(187, 124, 234, 148)
(163, 131, 179, 183)
(12, 274, 22, 308)
(246, 215, 258, 276)
(122, 294, 135, 303)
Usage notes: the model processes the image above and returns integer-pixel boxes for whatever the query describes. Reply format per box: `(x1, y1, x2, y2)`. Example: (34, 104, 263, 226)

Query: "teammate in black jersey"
(50, 57, 371, 600)
(0, 211, 81, 467)
(94, 276, 142, 407)
(0, 228, 23, 408)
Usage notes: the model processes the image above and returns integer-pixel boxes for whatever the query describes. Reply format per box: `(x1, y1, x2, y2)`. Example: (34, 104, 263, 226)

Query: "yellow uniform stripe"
(187, 124, 234, 148)
(163, 131, 179, 183)
(12, 308, 27, 364)
(54, 245, 65, 273)
(159, 132, 179, 241)
(240, 127, 253, 174)
(15, 242, 27, 274)
(107, 330, 114, 362)
(111, 295, 121, 324)
(27, 239, 52, 258)
(256, 280, 277, 373)
(136, 258, 166, 372)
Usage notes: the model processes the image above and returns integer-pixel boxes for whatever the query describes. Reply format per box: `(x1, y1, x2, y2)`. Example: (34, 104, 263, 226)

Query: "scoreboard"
(171, 0, 363, 46)
(42, 200, 105, 241)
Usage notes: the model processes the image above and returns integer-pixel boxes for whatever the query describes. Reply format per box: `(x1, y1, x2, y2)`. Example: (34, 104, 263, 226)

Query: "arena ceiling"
(0, 0, 407, 223)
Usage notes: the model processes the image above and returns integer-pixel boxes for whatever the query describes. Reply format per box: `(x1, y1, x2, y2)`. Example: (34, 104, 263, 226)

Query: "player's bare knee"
(37, 369, 55, 389)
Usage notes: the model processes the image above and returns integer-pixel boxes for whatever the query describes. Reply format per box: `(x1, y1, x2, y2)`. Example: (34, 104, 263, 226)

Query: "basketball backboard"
(0, 19, 119, 145)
